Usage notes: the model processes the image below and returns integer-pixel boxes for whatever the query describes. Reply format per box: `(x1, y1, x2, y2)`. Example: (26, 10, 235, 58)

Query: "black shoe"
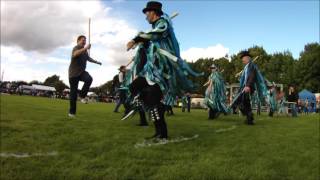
(159, 135, 168, 139)
(246, 112, 254, 125)
(247, 117, 255, 125)
(137, 123, 148, 126)
(214, 112, 221, 119)
(145, 134, 160, 140)
(151, 137, 168, 143)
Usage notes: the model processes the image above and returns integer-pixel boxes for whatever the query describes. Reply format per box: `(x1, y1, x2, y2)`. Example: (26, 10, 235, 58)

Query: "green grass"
(0, 95, 319, 180)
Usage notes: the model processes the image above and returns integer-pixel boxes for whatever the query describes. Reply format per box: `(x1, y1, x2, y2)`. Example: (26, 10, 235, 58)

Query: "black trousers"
(233, 92, 254, 124)
(114, 89, 127, 112)
(166, 105, 174, 115)
(232, 106, 238, 114)
(138, 107, 148, 125)
(257, 104, 261, 115)
(129, 77, 162, 107)
(209, 108, 219, 119)
(129, 77, 167, 138)
(269, 108, 274, 117)
(69, 71, 93, 114)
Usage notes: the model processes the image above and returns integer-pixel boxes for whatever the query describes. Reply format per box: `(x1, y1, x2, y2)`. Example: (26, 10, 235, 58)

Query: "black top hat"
(142, 1, 163, 15)
(239, 50, 252, 59)
(209, 64, 217, 69)
(119, 65, 126, 70)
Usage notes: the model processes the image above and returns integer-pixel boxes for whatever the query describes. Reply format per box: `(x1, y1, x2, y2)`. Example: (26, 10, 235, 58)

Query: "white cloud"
(1, 46, 67, 83)
(1, 1, 107, 52)
(181, 44, 229, 62)
(1, 45, 124, 87)
(1, 0, 138, 86)
(1, 46, 29, 63)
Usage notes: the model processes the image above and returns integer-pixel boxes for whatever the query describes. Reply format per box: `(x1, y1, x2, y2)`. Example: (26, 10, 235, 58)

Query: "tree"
(44, 75, 60, 87)
(55, 81, 68, 95)
(295, 43, 320, 92)
(188, 58, 215, 94)
(43, 75, 68, 95)
(265, 51, 295, 85)
(214, 57, 235, 83)
(90, 80, 113, 97)
(10, 81, 28, 89)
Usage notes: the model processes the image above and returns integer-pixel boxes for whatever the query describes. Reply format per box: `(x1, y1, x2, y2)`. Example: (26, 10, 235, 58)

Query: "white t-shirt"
(118, 72, 124, 83)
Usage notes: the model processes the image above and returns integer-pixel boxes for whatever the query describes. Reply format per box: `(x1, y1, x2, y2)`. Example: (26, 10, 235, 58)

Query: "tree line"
(2, 42, 319, 97)
(188, 42, 320, 95)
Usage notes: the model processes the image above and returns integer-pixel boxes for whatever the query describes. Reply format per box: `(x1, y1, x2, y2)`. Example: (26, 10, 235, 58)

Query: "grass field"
(0, 95, 319, 180)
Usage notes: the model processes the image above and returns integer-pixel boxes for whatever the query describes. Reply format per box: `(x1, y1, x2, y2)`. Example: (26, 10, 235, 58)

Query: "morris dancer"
(203, 64, 229, 120)
(230, 51, 268, 125)
(123, 1, 202, 139)
(268, 83, 277, 117)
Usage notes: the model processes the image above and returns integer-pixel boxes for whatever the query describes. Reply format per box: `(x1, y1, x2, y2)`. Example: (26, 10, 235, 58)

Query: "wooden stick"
(126, 59, 133, 67)
(125, 56, 137, 67)
(88, 18, 91, 56)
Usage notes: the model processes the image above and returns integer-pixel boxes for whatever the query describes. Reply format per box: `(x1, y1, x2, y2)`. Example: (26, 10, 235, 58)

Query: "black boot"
(147, 108, 161, 139)
(169, 106, 174, 116)
(150, 104, 167, 139)
(159, 121, 168, 139)
(149, 122, 161, 139)
(121, 95, 142, 121)
(247, 112, 254, 125)
(269, 110, 274, 117)
(158, 104, 168, 139)
(214, 111, 221, 119)
(208, 108, 215, 120)
(137, 108, 148, 126)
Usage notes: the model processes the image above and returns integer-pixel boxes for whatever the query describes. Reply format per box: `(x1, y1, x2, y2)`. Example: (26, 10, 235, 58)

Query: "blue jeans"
(290, 104, 297, 117)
